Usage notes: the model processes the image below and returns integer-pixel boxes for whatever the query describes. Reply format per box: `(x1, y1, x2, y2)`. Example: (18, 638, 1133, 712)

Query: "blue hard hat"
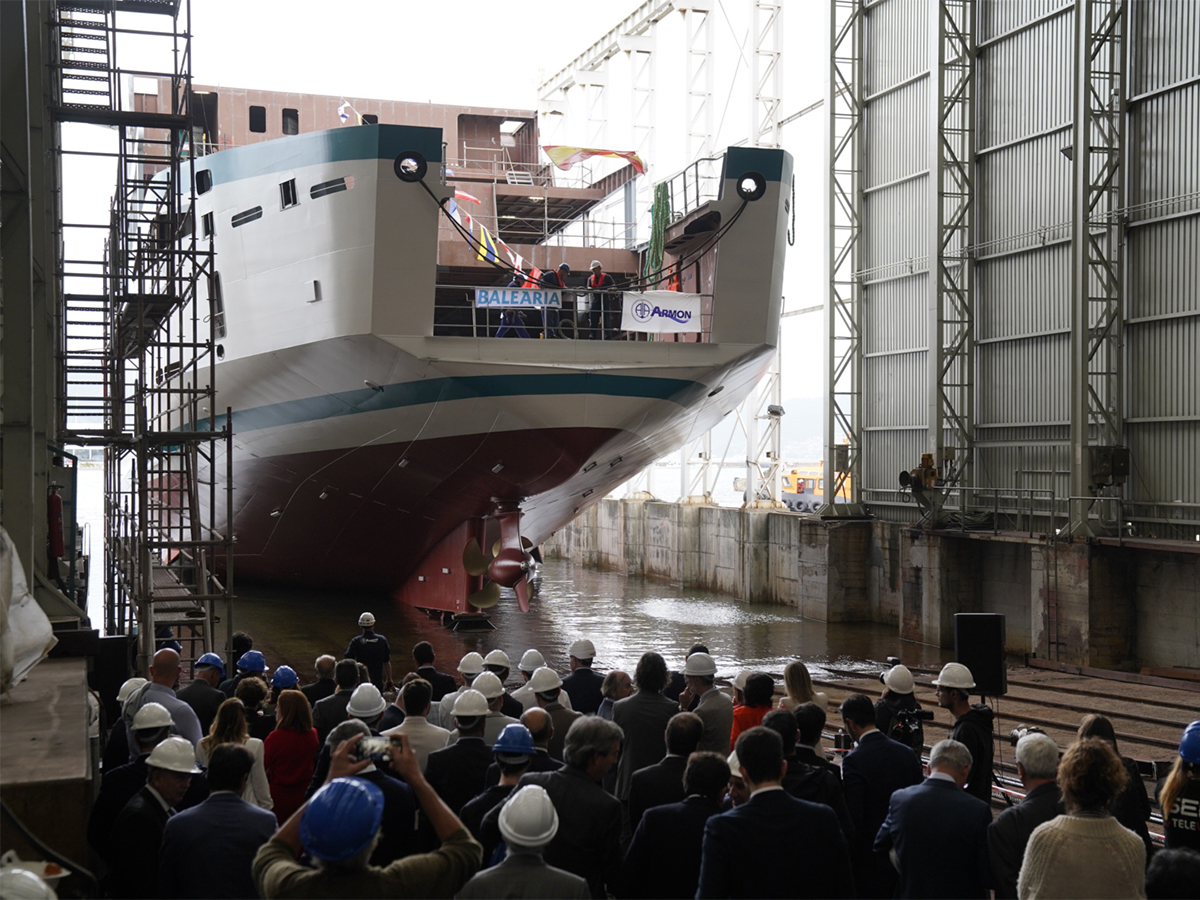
(237, 650, 267, 673)
(196, 652, 225, 678)
(300, 778, 384, 862)
(1180, 720, 1200, 765)
(272, 665, 299, 688)
(493, 723, 536, 757)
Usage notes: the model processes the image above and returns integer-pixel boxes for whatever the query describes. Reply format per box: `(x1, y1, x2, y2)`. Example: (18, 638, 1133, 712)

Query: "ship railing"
(438, 213, 636, 252)
(444, 154, 598, 190)
(661, 156, 724, 219)
(432, 285, 715, 344)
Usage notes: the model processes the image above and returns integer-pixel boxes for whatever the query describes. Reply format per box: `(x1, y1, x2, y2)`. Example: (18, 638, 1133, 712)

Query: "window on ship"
(232, 207, 262, 227)
(310, 176, 354, 199)
(196, 169, 212, 194)
(282, 108, 299, 135)
(280, 179, 298, 209)
(249, 105, 266, 133)
(362, 114, 378, 124)
(210, 272, 226, 339)
(202, 212, 214, 238)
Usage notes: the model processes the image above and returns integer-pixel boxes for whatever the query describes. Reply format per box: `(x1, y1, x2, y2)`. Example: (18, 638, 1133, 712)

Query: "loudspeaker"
(954, 613, 1007, 696)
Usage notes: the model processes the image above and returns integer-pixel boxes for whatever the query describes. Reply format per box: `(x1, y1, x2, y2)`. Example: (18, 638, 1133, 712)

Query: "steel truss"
(1069, 0, 1127, 533)
(822, 0, 864, 513)
(929, 0, 976, 491)
(752, 1, 784, 149)
(52, 0, 232, 671)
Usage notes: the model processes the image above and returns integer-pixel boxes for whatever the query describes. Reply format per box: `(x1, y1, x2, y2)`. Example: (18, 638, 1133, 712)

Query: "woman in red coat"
(263, 689, 318, 823)
(730, 673, 777, 750)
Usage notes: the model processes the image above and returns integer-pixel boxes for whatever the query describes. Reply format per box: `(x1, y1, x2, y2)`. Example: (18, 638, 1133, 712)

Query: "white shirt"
(381, 715, 450, 772)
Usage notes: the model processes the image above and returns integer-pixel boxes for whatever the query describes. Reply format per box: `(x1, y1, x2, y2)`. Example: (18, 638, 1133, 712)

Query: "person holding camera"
(874, 663, 928, 756)
(933, 662, 996, 807)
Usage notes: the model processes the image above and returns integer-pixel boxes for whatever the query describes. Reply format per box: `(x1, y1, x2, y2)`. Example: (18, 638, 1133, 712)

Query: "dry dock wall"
(544, 500, 1200, 671)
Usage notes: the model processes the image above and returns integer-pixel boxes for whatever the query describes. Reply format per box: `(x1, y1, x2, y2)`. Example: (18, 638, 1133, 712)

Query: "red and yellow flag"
(542, 146, 646, 175)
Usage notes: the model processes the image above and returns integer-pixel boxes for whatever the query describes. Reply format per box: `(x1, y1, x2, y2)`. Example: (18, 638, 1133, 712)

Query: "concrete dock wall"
(543, 499, 1200, 670)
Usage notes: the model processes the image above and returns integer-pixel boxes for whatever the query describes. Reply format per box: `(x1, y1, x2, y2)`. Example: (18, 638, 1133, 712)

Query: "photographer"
(874, 664, 928, 756)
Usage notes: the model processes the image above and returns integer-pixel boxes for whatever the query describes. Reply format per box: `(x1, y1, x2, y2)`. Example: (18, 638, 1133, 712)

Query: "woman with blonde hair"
(777, 660, 828, 713)
(1157, 720, 1200, 851)
(196, 697, 273, 811)
(1017, 738, 1146, 899)
(1077, 713, 1153, 856)
(263, 689, 319, 823)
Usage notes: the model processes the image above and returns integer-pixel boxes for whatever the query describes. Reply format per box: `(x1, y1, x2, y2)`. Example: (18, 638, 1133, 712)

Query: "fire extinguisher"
(48, 483, 65, 559)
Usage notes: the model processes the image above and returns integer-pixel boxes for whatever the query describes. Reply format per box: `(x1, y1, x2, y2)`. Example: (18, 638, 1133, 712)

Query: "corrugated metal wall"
(855, 0, 1199, 533)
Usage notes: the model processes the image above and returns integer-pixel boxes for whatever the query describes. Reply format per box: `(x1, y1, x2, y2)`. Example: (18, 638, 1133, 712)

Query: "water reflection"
(230, 559, 953, 684)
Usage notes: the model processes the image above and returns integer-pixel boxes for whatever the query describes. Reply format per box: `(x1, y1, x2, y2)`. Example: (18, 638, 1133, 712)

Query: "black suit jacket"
(613, 690, 678, 800)
(987, 781, 1064, 899)
(158, 791, 277, 899)
(416, 665, 459, 702)
(300, 677, 336, 707)
(698, 789, 854, 898)
(176, 679, 225, 736)
(357, 768, 419, 866)
(519, 765, 623, 898)
(875, 776, 992, 899)
(561, 667, 604, 715)
(312, 689, 353, 744)
(782, 755, 856, 845)
(485, 748, 562, 786)
(425, 736, 494, 814)
(111, 787, 172, 899)
(621, 795, 720, 899)
(628, 756, 688, 832)
(795, 744, 841, 778)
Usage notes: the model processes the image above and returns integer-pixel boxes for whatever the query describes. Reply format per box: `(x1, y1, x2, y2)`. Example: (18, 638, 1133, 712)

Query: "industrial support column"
(1069, 0, 1127, 535)
(928, 0, 976, 496)
(822, 0, 865, 515)
(684, 2, 715, 162)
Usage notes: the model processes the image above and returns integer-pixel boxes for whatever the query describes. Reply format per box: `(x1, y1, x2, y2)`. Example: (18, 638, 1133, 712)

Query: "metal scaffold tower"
(1069, 0, 1126, 534)
(51, 0, 233, 670)
(822, 0, 864, 515)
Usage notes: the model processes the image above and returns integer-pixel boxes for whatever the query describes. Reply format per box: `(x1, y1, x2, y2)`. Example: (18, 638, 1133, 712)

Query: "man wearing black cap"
(539, 264, 570, 338)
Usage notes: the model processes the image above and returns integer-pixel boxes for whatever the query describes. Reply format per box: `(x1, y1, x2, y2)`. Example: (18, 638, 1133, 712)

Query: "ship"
(192, 123, 791, 618)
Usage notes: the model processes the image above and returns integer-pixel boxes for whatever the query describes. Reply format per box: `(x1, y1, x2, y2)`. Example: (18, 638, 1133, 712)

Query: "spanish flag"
(477, 222, 499, 264)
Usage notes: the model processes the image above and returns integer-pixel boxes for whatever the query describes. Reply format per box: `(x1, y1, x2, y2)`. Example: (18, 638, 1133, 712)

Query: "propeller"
(461, 501, 535, 613)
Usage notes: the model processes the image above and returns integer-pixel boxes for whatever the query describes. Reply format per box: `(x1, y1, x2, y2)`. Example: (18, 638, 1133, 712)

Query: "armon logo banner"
(621, 292, 702, 333)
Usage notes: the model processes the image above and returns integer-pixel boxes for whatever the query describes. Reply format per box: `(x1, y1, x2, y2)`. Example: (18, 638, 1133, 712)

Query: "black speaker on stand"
(954, 613, 1007, 696)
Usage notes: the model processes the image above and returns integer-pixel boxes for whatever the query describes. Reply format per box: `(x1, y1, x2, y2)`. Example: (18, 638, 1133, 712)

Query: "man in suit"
(628, 711, 703, 831)
(312, 658, 359, 743)
(560, 638, 604, 714)
(483, 649, 525, 719)
(529, 666, 582, 760)
(513, 649, 576, 713)
(613, 652, 679, 802)
(300, 655, 338, 707)
(485, 707, 563, 785)
(176, 652, 226, 737)
(839, 693, 924, 899)
(622, 750, 728, 899)
(697, 727, 854, 898)
(875, 739, 992, 899)
(516, 716, 625, 898)
(762, 708, 855, 844)
(413, 641, 458, 702)
(158, 743, 275, 899)
(987, 731, 1063, 899)
(425, 689, 496, 814)
(110, 737, 201, 899)
(678, 652, 733, 754)
(793, 701, 841, 778)
(381, 678, 450, 772)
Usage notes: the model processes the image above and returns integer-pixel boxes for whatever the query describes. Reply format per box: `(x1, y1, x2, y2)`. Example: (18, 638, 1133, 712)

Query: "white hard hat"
(683, 652, 717, 677)
(932, 662, 975, 690)
(116, 677, 148, 703)
(519, 649, 545, 672)
(131, 701, 174, 730)
(732, 670, 751, 691)
(484, 649, 512, 670)
(452, 688, 490, 717)
(146, 736, 201, 774)
(527, 666, 563, 693)
(347, 684, 388, 719)
(568, 639, 596, 660)
(727, 750, 740, 773)
(0, 867, 57, 900)
(881, 664, 915, 694)
(358, 612, 375, 627)
(472, 671, 505, 699)
(458, 652, 485, 676)
(589, 259, 602, 270)
(499, 784, 559, 848)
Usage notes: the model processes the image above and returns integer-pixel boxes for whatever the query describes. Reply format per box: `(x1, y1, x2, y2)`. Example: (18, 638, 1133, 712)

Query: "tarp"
(1, 527, 58, 696)
(621, 292, 703, 333)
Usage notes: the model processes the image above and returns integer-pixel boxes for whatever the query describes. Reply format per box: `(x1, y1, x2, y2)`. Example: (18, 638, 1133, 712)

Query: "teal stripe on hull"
(204, 372, 704, 433)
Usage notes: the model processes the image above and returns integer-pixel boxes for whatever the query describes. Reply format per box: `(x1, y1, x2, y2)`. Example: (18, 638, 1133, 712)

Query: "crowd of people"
(63, 616, 1200, 900)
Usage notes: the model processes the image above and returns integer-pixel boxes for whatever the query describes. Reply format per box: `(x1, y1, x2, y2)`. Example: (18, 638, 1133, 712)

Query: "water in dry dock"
(227, 559, 956, 682)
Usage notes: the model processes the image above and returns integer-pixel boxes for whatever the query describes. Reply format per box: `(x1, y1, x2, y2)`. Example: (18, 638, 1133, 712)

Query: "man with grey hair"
(987, 731, 1063, 899)
(515, 716, 624, 897)
(301, 654, 338, 707)
(875, 739, 992, 898)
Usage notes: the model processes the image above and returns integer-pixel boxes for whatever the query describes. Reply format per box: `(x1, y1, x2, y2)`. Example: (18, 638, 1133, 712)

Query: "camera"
(1008, 724, 1046, 746)
(354, 736, 399, 763)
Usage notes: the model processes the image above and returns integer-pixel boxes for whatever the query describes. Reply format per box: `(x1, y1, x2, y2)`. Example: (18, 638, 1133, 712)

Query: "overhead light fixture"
(270, 509, 281, 517)
(492, 462, 505, 473)
(318, 491, 329, 500)
(365, 380, 384, 392)
(398, 459, 409, 468)
(767, 404, 785, 417)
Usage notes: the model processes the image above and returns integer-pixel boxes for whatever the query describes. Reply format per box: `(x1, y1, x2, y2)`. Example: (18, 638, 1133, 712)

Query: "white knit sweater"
(1017, 813, 1146, 899)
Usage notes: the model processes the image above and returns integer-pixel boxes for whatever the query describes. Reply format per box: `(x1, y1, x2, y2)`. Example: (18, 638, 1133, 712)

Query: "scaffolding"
(52, 0, 232, 672)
